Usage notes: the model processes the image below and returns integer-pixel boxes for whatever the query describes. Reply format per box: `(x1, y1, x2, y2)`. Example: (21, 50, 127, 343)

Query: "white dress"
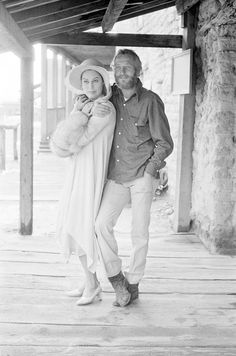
(56, 102, 116, 272)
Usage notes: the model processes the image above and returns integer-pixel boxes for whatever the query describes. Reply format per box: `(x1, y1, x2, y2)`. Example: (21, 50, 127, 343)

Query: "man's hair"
(113, 49, 142, 76)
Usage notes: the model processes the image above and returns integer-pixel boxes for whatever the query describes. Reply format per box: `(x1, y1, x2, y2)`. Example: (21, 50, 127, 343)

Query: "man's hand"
(93, 103, 111, 118)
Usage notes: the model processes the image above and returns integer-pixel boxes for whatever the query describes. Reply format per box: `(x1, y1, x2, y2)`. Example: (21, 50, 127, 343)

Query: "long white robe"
(56, 102, 116, 272)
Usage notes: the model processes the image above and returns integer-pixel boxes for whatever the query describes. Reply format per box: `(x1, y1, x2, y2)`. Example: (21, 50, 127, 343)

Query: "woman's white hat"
(65, 58, 111, 97)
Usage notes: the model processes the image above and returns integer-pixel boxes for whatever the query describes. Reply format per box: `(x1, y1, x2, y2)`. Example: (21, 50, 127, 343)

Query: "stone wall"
(192, 0, 236, 253)
(113, 7, 182, 199)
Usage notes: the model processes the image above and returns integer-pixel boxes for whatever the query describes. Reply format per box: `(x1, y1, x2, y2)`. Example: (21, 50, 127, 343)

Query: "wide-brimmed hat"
(65, 58, 111, 97)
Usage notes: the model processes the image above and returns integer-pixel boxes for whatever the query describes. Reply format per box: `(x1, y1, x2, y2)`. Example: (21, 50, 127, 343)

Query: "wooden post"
(20, 55, 34, 235)
(0, 128, 6, 171)
(65, 62, 73, 118)
(13, 126, 18, 160)
(39, 44, 49, 151)
(173, 9, 196, 232)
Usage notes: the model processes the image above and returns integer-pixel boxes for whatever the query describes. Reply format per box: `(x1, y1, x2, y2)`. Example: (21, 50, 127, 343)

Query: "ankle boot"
(108, 271, 131, 307)
(127, 283, 139, 301)
(113, 282, 139, 306)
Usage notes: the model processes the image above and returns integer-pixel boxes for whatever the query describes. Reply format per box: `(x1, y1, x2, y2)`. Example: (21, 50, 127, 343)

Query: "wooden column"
(20, 55, 34, 235)
(65, 62, 73, 118)
(0, 128, 6, 171)
(39, 44, 49, 151)
(173, 10, 196, 232)
(57, 55, 66, 123)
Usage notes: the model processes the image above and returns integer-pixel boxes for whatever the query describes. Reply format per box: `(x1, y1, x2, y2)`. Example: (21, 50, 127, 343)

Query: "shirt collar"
(112, 78, 143, 102)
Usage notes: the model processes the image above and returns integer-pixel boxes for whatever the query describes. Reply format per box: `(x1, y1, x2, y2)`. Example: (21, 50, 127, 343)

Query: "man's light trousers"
(95, 173, 153, 284)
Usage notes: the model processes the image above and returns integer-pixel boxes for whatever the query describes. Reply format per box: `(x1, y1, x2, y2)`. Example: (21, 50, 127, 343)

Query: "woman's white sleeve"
(75, 110, 114, 148)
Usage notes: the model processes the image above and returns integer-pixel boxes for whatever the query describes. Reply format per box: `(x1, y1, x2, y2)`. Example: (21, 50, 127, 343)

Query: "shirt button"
(120, 118, 123, 121)
(116, 159, 120, 162)
(117, 145, 120, 148)
(118, 132, 121, 135)
(135, 122, 138, 126)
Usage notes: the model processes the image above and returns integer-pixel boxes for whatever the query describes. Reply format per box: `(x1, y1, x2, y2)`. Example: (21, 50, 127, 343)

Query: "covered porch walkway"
(0, 136, 236, 355)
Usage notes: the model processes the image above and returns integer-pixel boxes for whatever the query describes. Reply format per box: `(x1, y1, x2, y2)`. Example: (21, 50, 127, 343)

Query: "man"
(94, 49, 173, 307)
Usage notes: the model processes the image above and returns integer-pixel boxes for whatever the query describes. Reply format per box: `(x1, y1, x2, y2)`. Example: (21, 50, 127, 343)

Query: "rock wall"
(192, 0, 236, 253)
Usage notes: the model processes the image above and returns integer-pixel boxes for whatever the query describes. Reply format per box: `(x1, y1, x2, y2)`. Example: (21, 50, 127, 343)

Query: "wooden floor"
(0, 231, 236, 355)
(0, 133, 236, 355)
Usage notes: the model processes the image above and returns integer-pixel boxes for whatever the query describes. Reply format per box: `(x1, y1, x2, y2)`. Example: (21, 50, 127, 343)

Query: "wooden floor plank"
(0, 233, 212, 257)
(1, 274, 236, 295)
(1, 250, 236, 267)
(1, 260, 235, 280)
(0, 323, 235, 347)
(1, 292, 236, 328)
(1, 346, 236, 356)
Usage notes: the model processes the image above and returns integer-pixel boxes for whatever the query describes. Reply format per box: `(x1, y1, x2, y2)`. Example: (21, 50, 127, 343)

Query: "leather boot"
(113, 282, 139, 306)
(108, 271, 131, 307)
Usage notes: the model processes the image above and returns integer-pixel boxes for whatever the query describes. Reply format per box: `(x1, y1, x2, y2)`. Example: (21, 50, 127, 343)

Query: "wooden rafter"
(27, 0, 175, 42)
(26, 12, 104, 40)
(175, 0, 200, 14)
(10, 0, 104, 21)
(38, 32, 183, 48)
(16, 1, 107, 29)
(0, 2, 32, 57)
(101, 0, 128, 33)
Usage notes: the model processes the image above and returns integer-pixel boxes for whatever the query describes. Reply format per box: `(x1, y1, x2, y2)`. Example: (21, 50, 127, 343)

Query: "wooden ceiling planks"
(0, 0, 182, 59)
(1, 0, 176, 42)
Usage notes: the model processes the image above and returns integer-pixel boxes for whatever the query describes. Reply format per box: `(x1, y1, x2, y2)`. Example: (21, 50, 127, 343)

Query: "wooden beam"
(102, 0, 128, 33)
(9, 0, 102, 19)
(20, 56, 34, 235)
(36, 32, 183, 48)
(25, 11, 104, 40)
(24, 0, 175, 40)
(173, 9, 197, 232)
(5, 0, 60, 12)
(175, 0, 200, 14)
(17, 1, 107, 29)
(0, 2, 32, 57)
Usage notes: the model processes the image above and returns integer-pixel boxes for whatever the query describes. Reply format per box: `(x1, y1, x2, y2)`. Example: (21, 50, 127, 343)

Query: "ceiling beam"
(0, 2, 32, 57)
(4, 0, 58, 11)
(37, 32, 183, 48)
(175, 0, 200, 14)
(9, 0, 103, 19)
(26, 11, 103, 40)
(27, 0, 175, 41)
(101, 0, 128, 33)
(17, 1, 107, 29)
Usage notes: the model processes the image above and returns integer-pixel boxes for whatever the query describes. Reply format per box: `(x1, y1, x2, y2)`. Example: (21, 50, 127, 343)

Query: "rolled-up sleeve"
(145, 94, 174, 176)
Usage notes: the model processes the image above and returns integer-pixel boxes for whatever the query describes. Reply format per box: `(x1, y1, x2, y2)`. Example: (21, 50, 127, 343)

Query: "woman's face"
(81, 70, 104, 100)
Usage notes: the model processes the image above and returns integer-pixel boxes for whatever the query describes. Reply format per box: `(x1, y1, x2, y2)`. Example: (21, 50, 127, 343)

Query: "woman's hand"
(73, 94, 90, 112)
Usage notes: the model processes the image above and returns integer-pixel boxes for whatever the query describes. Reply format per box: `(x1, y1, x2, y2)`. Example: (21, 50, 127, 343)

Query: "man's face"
(114, 55, 138, 90)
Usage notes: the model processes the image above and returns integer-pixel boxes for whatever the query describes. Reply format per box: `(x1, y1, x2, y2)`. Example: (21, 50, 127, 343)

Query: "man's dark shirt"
(108, 79, 174, 183)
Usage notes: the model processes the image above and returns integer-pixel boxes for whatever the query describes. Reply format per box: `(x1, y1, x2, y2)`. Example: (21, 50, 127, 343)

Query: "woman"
(51, 58, 116, 305)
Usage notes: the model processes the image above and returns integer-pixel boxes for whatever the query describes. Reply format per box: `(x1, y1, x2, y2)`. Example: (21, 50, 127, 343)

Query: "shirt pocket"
(130, 114, 151, 141)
